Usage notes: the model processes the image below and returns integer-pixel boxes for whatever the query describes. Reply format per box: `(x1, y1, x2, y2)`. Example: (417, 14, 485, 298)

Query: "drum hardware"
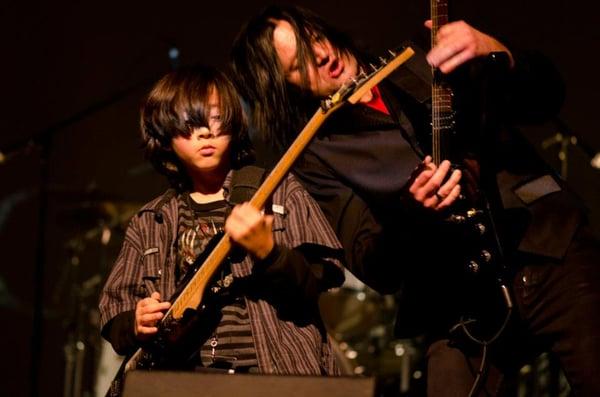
(320, 281, 426, 396)
(54, 198, 139, 397)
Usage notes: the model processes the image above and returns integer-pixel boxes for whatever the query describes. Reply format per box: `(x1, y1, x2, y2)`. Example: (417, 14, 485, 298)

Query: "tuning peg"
(378, 56, 388, 65)
(474, 223, 486, 235)
(468, 260, 480, 274)
(447, 214, 466, 224)
(369, 63, 378, 72)
(480, 250, 492, 262)
(467, 208, 483, 218)
(388, 49, 397, 57)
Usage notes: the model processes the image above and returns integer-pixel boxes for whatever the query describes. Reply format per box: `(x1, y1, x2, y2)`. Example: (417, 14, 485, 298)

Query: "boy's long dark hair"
(141, 65, 254, 191)
(231, 4, 359, 151)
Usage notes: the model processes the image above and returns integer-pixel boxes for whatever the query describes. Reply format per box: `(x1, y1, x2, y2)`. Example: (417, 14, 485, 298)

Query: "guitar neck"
(430, 0, 449, 43)
(430, 0, 454, 166)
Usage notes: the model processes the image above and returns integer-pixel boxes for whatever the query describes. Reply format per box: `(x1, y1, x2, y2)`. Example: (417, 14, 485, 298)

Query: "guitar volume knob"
(447, 214, 466, 224)
(467, 209, 483, 218)
(468, 260, 480, 274)
(475, 223, 486, 235)
(480, 250, 492, 262)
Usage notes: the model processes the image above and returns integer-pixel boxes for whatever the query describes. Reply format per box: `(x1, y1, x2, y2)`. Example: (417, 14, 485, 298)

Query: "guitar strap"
(229, 165, 267, 206)
(387, 41, 432, 104)
(382, 41, 432, 159)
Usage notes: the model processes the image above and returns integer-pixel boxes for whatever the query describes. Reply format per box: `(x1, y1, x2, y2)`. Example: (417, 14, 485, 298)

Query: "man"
(231, 5, 600, 396)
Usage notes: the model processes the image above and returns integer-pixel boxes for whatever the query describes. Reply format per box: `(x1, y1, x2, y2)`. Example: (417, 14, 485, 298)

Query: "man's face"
(272, 19, 358, 98)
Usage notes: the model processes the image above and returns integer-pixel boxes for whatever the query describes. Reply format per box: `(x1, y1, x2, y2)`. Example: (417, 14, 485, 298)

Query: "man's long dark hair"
(141, 65, 254, 191)
(231, 4, 359, 152)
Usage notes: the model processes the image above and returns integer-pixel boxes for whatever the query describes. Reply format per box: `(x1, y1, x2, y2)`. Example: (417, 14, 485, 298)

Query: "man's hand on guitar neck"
(425, 20, 515, 74)
(409, 156, 462, 211)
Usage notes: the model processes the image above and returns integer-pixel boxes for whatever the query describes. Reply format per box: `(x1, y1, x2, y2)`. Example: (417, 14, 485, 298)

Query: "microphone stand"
(541, 117, 600, 179)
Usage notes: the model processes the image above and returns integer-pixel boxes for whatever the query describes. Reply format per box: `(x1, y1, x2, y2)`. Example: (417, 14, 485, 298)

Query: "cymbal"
(319, 287, 387, 340)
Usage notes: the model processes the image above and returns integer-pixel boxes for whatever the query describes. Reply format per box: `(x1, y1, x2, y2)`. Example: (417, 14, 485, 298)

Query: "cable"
(448, 305, 513, 397)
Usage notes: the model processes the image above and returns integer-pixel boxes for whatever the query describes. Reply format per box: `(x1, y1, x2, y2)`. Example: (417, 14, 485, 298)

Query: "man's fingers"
(436, 184, 462, 210)
(438, 169, 462, 196)
(409, 160, 436, 195)
(424, 160, 451, 193)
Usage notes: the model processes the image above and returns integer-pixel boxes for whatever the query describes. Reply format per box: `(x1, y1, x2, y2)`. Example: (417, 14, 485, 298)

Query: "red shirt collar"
(362, 85, 390, 115)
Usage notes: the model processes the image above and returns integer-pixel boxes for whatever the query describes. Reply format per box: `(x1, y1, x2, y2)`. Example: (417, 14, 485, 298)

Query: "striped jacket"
(99, 172, 344, 375)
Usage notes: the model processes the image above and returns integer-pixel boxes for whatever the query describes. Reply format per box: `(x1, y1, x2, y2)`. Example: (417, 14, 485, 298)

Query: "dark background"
(1, 1, 598, 396)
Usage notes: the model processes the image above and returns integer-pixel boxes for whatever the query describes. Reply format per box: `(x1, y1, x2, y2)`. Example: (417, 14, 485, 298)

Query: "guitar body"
(106, 234, 227, 397)
(429, 0, 513, 331)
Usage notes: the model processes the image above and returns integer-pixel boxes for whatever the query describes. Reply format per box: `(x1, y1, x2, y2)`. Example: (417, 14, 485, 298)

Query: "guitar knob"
(475, 223, 486, 235)
(447, 214, 466, 224)
(467, 209, 483, 218)
(480, 250, 492, 262)
(468, 260, 480, 274)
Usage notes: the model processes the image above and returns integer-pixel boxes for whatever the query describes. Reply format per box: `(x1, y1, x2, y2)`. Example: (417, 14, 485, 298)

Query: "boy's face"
(272, 19, 358, 98)
(172, 90, 231, 179)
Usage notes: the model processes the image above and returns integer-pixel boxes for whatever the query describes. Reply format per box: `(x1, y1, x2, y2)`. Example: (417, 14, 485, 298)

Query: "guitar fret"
(431, 0, 452, 165)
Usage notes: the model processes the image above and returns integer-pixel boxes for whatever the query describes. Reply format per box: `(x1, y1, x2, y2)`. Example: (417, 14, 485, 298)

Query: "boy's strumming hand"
(225, 202, 275, 260)
(134, 291, 171, 341)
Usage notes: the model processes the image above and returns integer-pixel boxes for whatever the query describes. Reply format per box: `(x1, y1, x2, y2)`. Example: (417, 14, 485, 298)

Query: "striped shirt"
(99, 172, 344, 375)
(176, 194, 258, 368)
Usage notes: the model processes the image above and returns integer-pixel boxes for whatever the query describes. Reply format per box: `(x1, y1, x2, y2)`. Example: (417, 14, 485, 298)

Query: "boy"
(98, 65, 344, 376)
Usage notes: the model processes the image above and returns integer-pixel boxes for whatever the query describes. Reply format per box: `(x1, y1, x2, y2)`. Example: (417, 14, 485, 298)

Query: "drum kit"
(319, 269, 426, 395)
(54, 194, 139, 397)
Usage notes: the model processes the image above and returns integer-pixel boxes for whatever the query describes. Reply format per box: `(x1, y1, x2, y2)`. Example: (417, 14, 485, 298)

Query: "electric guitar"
(430, 0, 512, 320)
(105, 46, 416, 397)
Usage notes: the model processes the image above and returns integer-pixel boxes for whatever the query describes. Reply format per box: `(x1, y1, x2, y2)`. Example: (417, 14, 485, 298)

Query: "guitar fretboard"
(431, 0, 454, 166)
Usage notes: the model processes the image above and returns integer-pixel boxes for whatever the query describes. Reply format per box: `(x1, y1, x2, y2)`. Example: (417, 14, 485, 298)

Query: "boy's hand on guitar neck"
(409, 156, 462, 211)
(225, 203, 275, 260)
(134, 291, 171, 341)
(425, 20, 514, 74)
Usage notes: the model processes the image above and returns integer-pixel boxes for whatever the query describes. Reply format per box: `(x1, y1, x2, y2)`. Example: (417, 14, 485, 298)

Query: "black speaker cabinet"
(122, 371, 375, 397)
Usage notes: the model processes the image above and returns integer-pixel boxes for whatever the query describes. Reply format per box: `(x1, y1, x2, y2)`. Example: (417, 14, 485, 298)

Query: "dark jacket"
(290, 48, 584, 335)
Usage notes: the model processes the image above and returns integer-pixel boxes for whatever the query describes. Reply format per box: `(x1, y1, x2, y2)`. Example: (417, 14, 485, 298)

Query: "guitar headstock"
(320, 46, 415, 111)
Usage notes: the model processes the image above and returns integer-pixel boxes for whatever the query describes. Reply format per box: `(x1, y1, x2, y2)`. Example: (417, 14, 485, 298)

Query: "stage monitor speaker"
(122, 371, 375, 397)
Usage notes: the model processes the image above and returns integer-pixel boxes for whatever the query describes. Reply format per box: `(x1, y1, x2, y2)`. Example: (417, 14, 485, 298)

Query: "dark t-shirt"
(176, 193, 258, 369)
